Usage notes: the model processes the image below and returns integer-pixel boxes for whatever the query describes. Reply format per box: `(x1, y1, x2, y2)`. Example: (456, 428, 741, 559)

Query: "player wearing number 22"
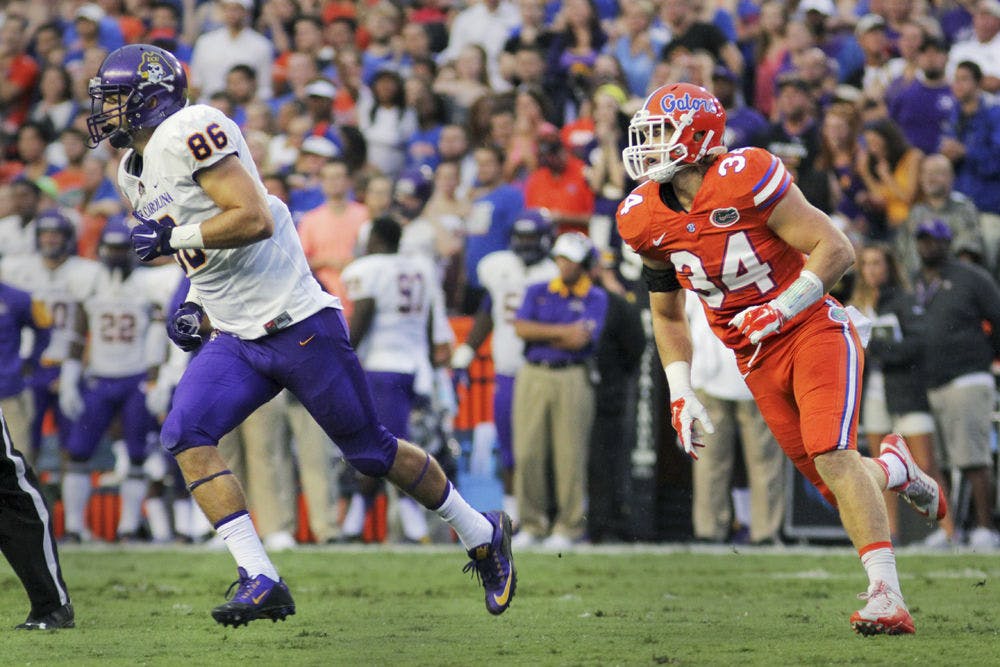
(616, 83, 947, 636)
(86, 44, 516, 626)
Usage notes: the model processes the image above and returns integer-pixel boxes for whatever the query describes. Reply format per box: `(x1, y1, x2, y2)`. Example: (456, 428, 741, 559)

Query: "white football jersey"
(0, 215, 36, 258)
(342, 253, 447, 375)
(83, 266, 175, 377)
(0, 255, 101, 363)
(477, 251, 558, 376)
(116, 104, 339, 340)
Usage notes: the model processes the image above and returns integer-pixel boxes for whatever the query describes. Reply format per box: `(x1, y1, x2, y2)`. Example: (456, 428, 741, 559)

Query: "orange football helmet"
(622, 83, 728, 183)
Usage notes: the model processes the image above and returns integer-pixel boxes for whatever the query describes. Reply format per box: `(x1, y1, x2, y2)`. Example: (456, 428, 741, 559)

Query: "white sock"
(880, 452, 908, 489)
(434, 483, 492, 549)
(341, 493, 367, 537)
(62, 470, 91, 535)
(860, 544, 901, 593)
(215, 512, 279, 581)
(172, 498, 192, 539)
(398, 496, 429, 541)
(145, 497, 172, 542)
(502, 494, 519, 526)
(117, 474, 147, 534)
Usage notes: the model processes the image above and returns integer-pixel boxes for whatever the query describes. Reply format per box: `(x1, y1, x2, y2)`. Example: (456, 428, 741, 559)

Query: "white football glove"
(670, 390, 715, 460)
(58, 359, 85, 420)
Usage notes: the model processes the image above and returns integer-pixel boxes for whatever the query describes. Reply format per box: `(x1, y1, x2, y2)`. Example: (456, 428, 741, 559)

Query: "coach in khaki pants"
(512, 233, 608, 550)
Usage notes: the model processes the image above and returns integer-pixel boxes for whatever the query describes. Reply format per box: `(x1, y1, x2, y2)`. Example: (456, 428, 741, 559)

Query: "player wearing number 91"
(616, 83, 947, 636)
(87, 44, 517, 626)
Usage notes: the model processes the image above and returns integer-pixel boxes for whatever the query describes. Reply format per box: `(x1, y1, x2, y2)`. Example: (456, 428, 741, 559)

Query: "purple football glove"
(168, 302, 205, 352)
(131, 212, 175, 261)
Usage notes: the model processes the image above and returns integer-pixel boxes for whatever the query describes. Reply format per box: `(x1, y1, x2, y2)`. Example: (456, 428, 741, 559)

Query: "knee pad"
(338, 423, 398, 477)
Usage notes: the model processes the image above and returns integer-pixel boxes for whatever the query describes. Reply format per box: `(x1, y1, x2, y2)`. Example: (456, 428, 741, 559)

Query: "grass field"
(1, 544, 998, 666)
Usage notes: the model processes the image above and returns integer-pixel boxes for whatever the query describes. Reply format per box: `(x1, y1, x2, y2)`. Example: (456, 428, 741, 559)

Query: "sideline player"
(86, 44, 515, 626)
(450, 209, 559, 526)
(616, 83, 946, 635)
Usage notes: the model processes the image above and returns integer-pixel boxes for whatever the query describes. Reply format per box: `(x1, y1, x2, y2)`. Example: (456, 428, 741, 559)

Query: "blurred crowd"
(1, 0, 999, 549)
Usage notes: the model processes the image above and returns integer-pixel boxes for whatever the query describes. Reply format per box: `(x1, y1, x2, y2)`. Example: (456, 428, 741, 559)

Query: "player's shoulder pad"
(706, 147, 792, 211)
(615, 179, 661, 254)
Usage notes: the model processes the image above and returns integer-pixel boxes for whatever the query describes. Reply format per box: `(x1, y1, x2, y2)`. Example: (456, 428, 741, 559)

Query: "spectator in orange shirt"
(0, 15, 40, 138)
(297, 158, 370, 316)
(523, 128, 595, 235)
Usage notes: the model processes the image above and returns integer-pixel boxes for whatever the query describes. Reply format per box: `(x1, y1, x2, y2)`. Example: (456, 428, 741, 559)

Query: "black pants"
(0, 408, 70, 617)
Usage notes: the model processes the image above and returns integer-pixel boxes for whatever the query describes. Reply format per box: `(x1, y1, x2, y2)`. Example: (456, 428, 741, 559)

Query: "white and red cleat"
(880, 434, 947, 521)
(850, 581, 915, 636)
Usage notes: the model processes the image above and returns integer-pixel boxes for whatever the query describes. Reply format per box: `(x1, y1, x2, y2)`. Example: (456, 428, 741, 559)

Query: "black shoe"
(16, 603, 75, 630)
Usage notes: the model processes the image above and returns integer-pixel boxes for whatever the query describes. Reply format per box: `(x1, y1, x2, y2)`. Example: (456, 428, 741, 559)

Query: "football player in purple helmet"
(509, 208, 555, 267)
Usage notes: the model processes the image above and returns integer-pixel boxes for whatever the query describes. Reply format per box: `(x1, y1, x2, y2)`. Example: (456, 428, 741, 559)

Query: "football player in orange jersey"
(616, 83, 947, 636)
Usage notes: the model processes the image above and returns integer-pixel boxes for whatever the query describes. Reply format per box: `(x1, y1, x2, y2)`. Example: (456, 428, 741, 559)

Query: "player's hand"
(728, 302, 788, 345)
(168, 302, 205, 352)
(131, 212, 175, 262)
(670, 391, 715, 460)
(58, 360, 85, 420)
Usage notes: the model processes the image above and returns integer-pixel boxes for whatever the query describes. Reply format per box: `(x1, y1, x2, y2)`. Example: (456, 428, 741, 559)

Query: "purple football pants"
(162, 308, 399, 476)
(30, 365, 74, 453)
(365, 371, 415, 440)
(65, 373, 153, 463)
(494, 373, 515, 471)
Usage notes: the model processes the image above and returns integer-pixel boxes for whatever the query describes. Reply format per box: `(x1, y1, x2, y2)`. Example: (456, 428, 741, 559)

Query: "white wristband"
(773, 269, 824, 319)
(169, 223, 205, 250)
(664, 361, 693, 397)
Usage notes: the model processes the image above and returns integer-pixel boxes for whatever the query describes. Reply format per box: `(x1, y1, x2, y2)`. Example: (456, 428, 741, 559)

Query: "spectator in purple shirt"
(888, 36, 956, 155)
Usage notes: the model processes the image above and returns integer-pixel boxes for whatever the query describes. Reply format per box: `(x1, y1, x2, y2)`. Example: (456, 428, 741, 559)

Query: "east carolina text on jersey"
(616, 147, 810, 350)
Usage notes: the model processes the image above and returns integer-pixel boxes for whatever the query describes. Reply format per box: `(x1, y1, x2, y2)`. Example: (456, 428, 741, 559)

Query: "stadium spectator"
(12, 122, 59, 184)
(500, 0, 555, 84)
(512, 232, 607, 549)
(582, 85, 631, 250)
(914, 220, 1000, 551)
(752, 75, 821, 185)
(93, 44, 514, 623)
(550, 0, 608, 118)
(711, 66, 768, 150)
(848, 243, 945, 540)
(749, 1, 791, 119)
(898, 154, 984, 276)
(940, 59, 1000, 276)
(946, 0, 1000, 93)
(1, 406, 74, 630)
(684, 291, 785, 545)
(523, 127, 596, 234)
(29, 66, 78, 138)
(887, 36, 955, 155)
(656, 0, 744, 78)
(607, 0, 664, 98)
(358, 69, 416, 179)
(452, 210, 559, 526)
(404, 78, 446, 169)
(0, 281, 50, 467)
(619, 83, 947, 635)
(146, 1, 193, 63)
(27, 21, 65, 70)
(359, 1, 403, 86)
(503, 86, 556, 182)
(439, 0, 521, 90)
(287, 134, 339, 221)
(852, 14, 899, 99)
(297, 158, 369, 316)
(433, 43, 493, 126)
(189, 0, 273, 102)
(856, 118, 923, 239)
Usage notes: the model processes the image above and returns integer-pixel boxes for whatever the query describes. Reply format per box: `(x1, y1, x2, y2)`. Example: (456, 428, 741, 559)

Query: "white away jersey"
(342, 253, 447, 374)
(477, 251, 558, 376)
(116, 104, 339, 340)
(0, 255, 102, 363)
(83, 266, 175, 377)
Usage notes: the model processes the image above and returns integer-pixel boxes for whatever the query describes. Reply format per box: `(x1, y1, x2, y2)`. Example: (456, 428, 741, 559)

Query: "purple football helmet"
(510, 209, 554, 266)
(87, 44, 188, 149)
(98, 214, 135, 272)
(35, 208, 77, 260)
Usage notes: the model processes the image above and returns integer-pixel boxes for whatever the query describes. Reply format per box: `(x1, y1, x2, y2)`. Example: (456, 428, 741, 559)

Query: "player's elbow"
(244, 203, 274, 241)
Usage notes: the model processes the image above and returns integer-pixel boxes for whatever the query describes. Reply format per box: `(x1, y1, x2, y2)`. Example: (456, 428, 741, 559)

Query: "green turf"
(1, 545, 997, 666)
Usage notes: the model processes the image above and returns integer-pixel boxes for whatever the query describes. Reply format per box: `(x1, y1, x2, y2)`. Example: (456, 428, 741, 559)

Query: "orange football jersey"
(617, 147, 815, 351)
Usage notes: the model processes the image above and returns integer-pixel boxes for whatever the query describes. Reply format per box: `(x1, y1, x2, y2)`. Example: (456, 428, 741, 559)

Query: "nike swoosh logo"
(299, 335, 316, 346)
(251, 591, 268, 605)
(492, 571, 513, 607)
(653, 232, 666, 246)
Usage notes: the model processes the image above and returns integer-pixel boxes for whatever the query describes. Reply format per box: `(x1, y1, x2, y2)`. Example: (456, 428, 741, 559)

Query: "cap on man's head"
(300, 135, 339, 158)
(304, 79, 337, 99)
(916, 219, 953, 241)
(551, 232, 594, 264)
(75, 3, 106, 23)
(855, 13, 887, 36)
(712, 66, 738, 83)
(221, 0, 254, 10)
(798, 0, 834, 16)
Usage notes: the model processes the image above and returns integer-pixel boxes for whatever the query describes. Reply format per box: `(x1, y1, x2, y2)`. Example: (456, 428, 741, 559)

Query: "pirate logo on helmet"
(139, 51, 175, 92)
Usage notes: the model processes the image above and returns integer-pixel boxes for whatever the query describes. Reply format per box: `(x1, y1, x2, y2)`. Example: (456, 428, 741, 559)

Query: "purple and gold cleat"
(211, 567, 295, 628)
(463, 511, 517, 615)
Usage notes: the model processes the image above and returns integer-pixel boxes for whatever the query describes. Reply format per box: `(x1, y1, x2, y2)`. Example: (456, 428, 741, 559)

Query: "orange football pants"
(736, 300, 864, 505)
